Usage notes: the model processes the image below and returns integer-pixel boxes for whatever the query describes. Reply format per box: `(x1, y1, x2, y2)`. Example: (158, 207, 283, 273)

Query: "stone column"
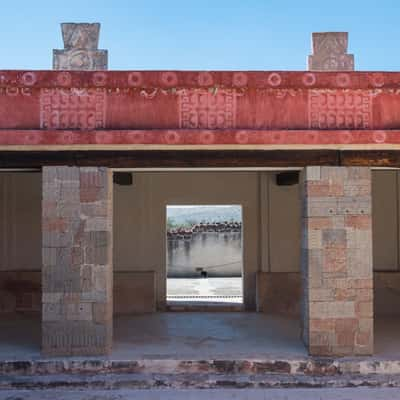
(301, 167, 373, 356)
(42, 167, 113, 356)
(308, 32, 354, 71)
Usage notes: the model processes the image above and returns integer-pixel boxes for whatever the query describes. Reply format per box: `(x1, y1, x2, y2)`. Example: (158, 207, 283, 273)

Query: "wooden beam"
(0, 150, 340, 168)
(2, 149, 400, 168)
(340, 151, 400, 168)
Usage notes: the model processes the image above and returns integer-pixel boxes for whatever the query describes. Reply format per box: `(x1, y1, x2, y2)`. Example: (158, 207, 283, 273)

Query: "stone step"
(1, 372, 400, 390)
(1, 358, 400, 376)
(2, 388, 400, 400)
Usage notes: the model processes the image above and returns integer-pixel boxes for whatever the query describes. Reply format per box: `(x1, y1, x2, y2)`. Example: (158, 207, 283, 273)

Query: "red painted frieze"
(40, 88, 106, 130)
(0, 129, 399, 147)
(178, 89, 237, 129)
(0, 70, 396, 89)
(1, 70, 400, 149)
(308, 90, 372, 129)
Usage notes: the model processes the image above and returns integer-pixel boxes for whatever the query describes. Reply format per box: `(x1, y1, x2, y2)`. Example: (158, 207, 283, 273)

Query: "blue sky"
(1, 0, 399, 71)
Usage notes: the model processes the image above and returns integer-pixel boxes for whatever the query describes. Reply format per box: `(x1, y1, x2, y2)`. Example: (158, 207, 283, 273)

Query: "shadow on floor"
(0, 314, 399, 360)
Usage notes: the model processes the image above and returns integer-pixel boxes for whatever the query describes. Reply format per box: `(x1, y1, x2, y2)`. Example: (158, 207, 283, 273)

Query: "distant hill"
(167, 205, 241, 227)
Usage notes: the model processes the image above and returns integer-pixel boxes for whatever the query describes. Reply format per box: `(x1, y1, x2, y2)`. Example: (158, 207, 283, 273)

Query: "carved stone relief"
(309, 89, 372, 129)
(179, 89, 237, 129)
(40, 88, 106, 130)
(53, 23, 107, 71)
(308, 32, 354, 71)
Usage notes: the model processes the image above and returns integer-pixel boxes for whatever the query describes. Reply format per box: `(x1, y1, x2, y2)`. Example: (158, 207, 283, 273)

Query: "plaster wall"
(372, 171, 399, 271)
(0, 171, 302, 285)
(1, 170, 399, 314)
(112, 171, 304, 309)
(113, 172, 261, 309)
(0, 172, 42, 272)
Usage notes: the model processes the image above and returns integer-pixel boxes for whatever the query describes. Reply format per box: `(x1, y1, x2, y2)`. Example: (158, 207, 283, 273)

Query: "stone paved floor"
(113, 313, 305, 359)
(0, 313, 303, 360)
(0, 314, 399, 360)
(1, 388, 400, 399)
(167, 277, 243, 303)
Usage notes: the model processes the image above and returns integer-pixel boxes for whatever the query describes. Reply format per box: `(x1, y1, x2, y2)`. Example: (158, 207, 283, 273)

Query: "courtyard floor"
(0, 313, 399, 360)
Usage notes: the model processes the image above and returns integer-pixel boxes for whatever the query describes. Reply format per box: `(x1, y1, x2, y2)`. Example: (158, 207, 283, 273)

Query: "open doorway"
(166, 205, 243, 308)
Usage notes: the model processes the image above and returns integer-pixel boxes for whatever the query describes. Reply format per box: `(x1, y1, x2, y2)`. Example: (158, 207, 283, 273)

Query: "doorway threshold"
(166, 300, 244, 312)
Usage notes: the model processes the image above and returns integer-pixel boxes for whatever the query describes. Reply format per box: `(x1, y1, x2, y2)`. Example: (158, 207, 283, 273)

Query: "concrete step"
(1, 372, 400, 390)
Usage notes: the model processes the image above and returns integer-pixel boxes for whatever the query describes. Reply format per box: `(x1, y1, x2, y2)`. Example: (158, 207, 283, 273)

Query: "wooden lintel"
(0, 150, 338, 169)
(340, 151, 400, 167)
(1, 149, 400, 169)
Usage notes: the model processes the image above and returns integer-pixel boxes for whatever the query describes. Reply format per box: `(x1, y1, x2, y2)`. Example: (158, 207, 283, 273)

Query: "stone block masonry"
(42, 166, 113, 356)
(301, 167, 373, 356)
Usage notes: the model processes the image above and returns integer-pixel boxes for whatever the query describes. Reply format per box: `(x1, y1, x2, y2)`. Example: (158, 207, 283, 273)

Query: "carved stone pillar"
(308, 32, 354, 71)
(53, 23, 107, 70)
(43, 24, 111, 356)
(301, 167, 373, 356)
(42, 167, 113, 356)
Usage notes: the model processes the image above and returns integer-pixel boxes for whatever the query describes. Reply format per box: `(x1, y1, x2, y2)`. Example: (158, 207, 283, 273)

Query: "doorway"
(166, 205, 243, 308)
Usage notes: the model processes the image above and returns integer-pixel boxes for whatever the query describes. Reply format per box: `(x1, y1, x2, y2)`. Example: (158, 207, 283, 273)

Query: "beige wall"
(0, 169, 398, 311)
(372, 171, 400, 271)
(0, 172, 41, 271)
(113, 171, 303, 309)
(264, 173, 301, 273)
(114, 172, 260, 309)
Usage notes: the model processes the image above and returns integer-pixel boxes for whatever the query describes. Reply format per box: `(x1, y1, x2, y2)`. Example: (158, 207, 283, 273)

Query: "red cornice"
(0, 129, 399, 148)
(0, 70, 397, 90)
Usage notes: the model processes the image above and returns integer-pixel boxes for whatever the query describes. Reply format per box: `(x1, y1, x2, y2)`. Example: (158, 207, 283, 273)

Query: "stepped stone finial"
(308, 32, 354, 71)
(53, 23, 108, 70)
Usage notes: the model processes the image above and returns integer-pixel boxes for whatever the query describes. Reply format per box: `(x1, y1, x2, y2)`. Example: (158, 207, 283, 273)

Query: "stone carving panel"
(308, 32, 354, 71)
(53, 23, 107, 71)
(61, 23, 100, 50)
(53, 50, 107, 71)
(40, 88, 106, 130)
(179, 89, 237, 129)
(309, 90, 372, 129)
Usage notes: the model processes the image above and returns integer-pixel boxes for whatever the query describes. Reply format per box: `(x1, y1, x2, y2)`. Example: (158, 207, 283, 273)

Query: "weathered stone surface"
(3, 362, 400, 392)
(308, 32, 354, 71)
(61, 23, 100, 50)
(3, 356, 400, 377)
(42, 166, 113, 356)
(53, 23, 107, 70)
(301, 167, 373, 356)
